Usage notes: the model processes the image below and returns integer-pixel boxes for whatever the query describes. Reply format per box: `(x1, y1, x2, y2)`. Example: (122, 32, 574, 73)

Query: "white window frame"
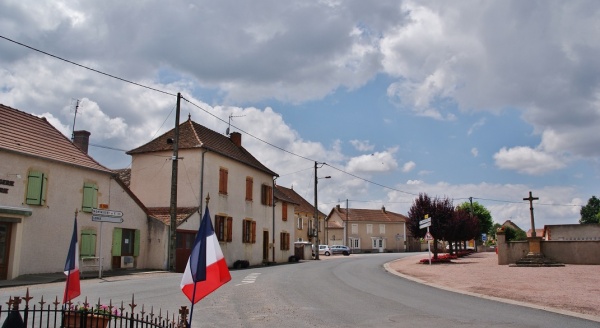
(379, 224, 385, 234)
(366, 224, 373, 234)
(351, 224, 358, 234)
(297, 217, 303, 230)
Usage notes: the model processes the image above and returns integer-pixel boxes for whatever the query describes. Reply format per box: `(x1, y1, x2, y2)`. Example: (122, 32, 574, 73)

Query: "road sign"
(419, 217, 431, 229)
(92, 208, 123, 217)
(92, 215, 124, 223)
(481, 233, 487, 242)
(424, 232, 434, 241)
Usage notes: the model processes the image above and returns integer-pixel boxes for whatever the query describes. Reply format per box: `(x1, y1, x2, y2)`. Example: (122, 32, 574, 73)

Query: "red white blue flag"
(180, 206, 231, 304)
(63, 217, 80, 303)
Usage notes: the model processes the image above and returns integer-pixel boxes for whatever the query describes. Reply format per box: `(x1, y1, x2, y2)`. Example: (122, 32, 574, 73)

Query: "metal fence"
(1, 289, 189, 328)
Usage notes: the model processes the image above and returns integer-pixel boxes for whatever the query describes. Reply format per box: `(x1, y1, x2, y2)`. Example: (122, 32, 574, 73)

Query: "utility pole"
(313, 162, 319, 260)
(168, 92, 182, 272)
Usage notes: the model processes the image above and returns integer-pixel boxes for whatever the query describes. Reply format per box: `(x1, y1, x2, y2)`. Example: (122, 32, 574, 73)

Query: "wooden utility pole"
(169, 92, 182, 271)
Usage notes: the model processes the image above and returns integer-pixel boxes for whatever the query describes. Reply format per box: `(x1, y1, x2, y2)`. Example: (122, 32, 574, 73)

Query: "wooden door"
(0, 222, 11, 280)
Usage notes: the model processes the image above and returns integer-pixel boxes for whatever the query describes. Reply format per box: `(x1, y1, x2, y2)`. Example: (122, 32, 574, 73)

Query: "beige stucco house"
(326, 205, 410, 253)
(0, 104, 167, 280)
(126, 117, 288, 268)
(275, 185, 326, 243)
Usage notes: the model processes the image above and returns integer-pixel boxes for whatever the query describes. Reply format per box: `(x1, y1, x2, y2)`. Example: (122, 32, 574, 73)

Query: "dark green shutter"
(80, 229, 97, 257)
(133, 229, 140, 257)
(112, 228, 122, 256)
(26, 171, 46, 205)
(82, 183, 98, 213)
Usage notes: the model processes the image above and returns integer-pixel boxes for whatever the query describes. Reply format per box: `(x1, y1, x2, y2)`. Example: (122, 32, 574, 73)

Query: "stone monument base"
(510, 253, 564, 267)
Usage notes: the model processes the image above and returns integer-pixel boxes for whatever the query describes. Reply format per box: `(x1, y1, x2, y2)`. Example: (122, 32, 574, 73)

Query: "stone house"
(126, 117, 291, 268)
(325, 205, 410, 253)
(0, 104, 167, 280)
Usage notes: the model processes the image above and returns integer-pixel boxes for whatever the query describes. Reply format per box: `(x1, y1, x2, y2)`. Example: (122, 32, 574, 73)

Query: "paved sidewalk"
(0, 269, 168, 288)
(385, 252, 600, 323)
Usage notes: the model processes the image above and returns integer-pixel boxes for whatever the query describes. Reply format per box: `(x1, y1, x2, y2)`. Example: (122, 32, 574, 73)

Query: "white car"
(314, 245, 331, 256)
(330, 245, 351, 256)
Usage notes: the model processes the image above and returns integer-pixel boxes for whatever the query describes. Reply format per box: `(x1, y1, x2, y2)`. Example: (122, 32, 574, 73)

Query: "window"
(111, 228, 140, 257)
(219, 168, 228, 195)
(26, 171, 47, 205)
(261, 184, 273, 206)
(372, 239, 378, 248)
(350, 238, 360, 248)
(379, 224, 386, 234)
(242, 219, 256, 244)
(282, 202, 288, 221)
(215, 215, 233, 242)
(308, 219, 314, 236)
(297, 217, 303, 230)
(82, 182, 98, 213)
(245, 176, 253, 201)
(80, 229, 97, 257)
(351, 224, 358, 234)
(280, 232, 290, 250)
(366, 224, 373, 234)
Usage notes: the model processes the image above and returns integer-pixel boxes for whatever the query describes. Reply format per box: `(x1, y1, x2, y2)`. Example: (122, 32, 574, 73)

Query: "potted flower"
(63, 303, 118, 328)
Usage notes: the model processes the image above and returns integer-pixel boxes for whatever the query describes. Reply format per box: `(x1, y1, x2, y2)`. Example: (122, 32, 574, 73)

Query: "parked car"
(314, 244, 330, 256)
(330, 245, 351, 256)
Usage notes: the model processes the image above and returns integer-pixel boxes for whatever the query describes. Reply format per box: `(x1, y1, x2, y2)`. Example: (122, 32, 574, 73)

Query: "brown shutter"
(219, 168, 228, 194)
(251, 221, 256, 244)
(226, 217, 233, 242)
(282, 202, 288, 221)
(246, 177, 253, 201)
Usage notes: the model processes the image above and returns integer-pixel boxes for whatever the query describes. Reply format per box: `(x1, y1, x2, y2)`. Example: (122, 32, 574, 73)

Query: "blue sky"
(1, 1, 599, 230)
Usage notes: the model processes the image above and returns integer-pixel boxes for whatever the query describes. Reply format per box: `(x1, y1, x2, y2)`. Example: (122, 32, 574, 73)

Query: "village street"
(1, 253, 597, 328)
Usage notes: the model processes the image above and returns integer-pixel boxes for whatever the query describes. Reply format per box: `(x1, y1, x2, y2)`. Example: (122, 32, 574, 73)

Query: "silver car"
(330, 245, 351, 256)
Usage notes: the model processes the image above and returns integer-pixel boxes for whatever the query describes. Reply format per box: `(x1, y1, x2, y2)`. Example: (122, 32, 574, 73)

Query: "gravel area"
(387, 252, 600, 320)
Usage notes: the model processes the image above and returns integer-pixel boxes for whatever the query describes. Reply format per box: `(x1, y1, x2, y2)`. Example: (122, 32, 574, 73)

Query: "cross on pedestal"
(523, 191, 539, 237)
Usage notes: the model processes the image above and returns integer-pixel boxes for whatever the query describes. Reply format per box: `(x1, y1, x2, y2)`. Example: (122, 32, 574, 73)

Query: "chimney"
(230, 132, 242, 147)
(382, 205, 386, 214)
(73, 130, 91, 154)
(336, 204, 341, 210)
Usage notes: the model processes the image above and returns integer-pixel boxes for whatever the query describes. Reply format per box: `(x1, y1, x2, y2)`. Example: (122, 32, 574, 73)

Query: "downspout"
(199, 148, 208, 217)
(272, 176, 277, 263)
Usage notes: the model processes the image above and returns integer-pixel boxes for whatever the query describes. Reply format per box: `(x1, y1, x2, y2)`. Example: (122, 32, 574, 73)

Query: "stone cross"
(523, 191, 539, 237)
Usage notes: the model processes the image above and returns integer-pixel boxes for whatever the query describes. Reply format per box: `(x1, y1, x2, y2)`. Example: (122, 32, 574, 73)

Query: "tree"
(407, 193, 454, 259)
(504, 226, 527, 241)
(580, 196, 600, 224)
(457, 201, 493, 241)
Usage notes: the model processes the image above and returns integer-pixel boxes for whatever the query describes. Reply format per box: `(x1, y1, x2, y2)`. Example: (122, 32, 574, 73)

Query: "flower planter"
(63, 312, 110, 328)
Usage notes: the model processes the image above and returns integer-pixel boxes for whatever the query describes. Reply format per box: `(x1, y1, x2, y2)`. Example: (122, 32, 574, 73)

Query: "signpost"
(92, 208, 124, 278)
(420, 215, 433, 265)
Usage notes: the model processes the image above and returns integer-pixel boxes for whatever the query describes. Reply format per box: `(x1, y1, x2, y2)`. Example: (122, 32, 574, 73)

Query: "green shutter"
(82, 182, 98, 213)
(80, 229, 97, 257)
(112, 228, 122, 256)
(133, 229, 140, 257)
(26, 171, 46, 205)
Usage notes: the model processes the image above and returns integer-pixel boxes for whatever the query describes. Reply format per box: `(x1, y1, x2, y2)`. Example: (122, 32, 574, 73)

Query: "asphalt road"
(2, 253, 598, 327)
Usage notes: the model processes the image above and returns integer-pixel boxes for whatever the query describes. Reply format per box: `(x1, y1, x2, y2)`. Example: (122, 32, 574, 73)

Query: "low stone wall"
(497, 232, 600, 265)
(542, 241, 600, 264)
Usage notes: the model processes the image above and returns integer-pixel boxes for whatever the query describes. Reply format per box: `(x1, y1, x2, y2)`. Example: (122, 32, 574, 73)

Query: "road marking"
(236, 272, 261, 286)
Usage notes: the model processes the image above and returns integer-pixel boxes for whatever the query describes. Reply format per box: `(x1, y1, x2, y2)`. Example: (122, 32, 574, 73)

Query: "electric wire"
(0, 35, 177, 97)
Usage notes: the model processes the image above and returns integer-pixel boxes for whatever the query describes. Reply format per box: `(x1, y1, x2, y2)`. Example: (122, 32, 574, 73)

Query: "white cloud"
(349, 139, 375, 152)
(402, 161, 416, 173)
(346, 149, 398, 174)
(493, 146, 566, 175)
(468, 118, 486, 136)
(471, 147, 478, 157)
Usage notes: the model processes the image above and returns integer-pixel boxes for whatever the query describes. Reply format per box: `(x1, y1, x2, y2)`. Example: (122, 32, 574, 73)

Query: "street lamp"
(314, 161, 330, 260)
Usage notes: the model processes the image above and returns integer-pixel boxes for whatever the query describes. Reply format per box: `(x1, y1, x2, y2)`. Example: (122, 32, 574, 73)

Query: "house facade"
(0, 104, 167, 280)
(326, 205, 410, 253)
(275, 185, 326, 244)
(127, 117, 285, 268)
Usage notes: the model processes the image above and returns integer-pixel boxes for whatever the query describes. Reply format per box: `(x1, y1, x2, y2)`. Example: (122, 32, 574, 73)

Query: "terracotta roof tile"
(127, 119, 277, 177)
(275, 185, 325, 217)
(331, 206, 408, 223)
(0, 104, 111, 173)
(114, 168, 131, 187)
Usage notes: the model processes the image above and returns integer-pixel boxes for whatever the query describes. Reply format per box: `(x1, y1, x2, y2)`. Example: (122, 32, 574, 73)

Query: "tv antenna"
(70, 99, 83, 141)
(226, 113, 245, 135)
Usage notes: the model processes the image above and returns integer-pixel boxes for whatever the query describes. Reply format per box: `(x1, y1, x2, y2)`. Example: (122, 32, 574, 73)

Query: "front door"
(176, 231, 196, 273)
(0, 222, 12, 280)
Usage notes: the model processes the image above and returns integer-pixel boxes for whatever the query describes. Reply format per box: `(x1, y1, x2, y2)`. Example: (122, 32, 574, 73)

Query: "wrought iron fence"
(1, 289, 189, 328)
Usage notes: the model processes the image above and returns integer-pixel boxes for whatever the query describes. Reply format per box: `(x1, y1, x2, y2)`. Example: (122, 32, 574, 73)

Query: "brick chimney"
(73, 130, 91, 154)
(382, 206, 386, 214)
(230, 132, 242, 147)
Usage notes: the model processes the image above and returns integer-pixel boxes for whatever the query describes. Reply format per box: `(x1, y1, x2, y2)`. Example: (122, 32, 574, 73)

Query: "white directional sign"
(419, 217, 432, 229)
(92, 208, 123, 217)
(92, 215, 124, 223)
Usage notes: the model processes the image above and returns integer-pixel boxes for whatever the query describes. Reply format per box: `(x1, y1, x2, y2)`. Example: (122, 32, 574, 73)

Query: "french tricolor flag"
(63, 217, 80, 303)
(180, 205, 231, 304)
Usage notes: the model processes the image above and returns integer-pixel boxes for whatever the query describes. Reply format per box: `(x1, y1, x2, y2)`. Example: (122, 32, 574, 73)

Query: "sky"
(1, 0, 599, 231)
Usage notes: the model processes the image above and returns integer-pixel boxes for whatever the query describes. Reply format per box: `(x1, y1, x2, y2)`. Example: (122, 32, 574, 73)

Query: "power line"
(0, 34, 177, 97)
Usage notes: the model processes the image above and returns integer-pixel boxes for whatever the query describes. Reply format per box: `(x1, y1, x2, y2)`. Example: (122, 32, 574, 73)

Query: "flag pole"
(188, 195, 210, 328)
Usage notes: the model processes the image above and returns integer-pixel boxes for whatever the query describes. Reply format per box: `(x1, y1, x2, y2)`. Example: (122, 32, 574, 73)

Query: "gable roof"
(146, 207, 199, 227)
(328, 205, 408, 223)
(0, 104, 111, 173)
(127, 118, 277, 177)
(275, 185, 325, 217)
(502, 220, 524, 232)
